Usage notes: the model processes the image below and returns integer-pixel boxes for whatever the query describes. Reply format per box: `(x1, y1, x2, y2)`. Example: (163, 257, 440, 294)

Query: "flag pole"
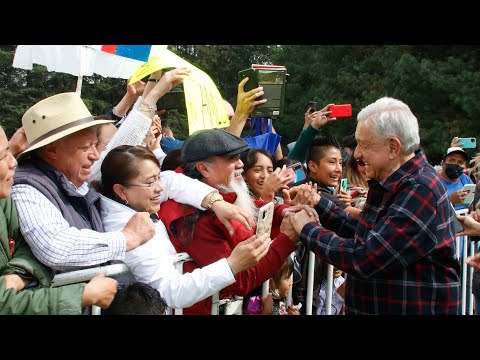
(75, 75, 83, 96)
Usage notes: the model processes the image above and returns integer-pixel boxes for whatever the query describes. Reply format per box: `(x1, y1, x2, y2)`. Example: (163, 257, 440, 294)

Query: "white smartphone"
(461, 184, 476, 205)
(256, 202, 275, 238)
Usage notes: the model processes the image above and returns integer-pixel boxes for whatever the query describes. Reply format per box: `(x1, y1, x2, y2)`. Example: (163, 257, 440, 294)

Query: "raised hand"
(311, 103, 336, 129)
(143, 115, 162, 150)
(451, 136, 461, 148)
(211, 200, 254, 234)
(285, 182, 320, 208)
(161, 67, 191, 91)
(235, 77, 267, 117)
(260, 165, 294, 202)
(127, 79, 146, 97)
(8, 127, 28, 157)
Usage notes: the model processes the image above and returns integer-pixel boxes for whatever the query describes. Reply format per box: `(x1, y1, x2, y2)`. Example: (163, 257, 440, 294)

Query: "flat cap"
(181, 128, 249, 163)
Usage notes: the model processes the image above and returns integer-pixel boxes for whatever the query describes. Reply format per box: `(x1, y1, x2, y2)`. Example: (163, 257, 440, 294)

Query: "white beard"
(217, 174, 259, 223)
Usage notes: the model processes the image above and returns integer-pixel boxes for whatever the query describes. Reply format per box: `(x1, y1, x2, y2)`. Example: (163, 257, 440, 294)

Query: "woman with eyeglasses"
(98, 145, 270, 311)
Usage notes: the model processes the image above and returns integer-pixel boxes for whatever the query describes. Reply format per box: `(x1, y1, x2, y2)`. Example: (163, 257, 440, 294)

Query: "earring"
(124, 197, 129, 205)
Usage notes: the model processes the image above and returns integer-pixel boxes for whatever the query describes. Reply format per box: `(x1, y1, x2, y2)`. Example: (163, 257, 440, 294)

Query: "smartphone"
(461, 184, 476, 205)
(287, 162, 307, 185)
(340, 178, 348, 192)
(307, 101, 318, 113)
(328, 104, 352, 118)
(256, 202, 275, 238)
(457, 137, 476, 149)
(453, 213, 464, 234)
(451, 204, 465, 234)
(238, 68, 260, 94)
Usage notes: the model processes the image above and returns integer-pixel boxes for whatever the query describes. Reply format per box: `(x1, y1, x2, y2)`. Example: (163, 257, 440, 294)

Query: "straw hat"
(18, 92, 114, 160)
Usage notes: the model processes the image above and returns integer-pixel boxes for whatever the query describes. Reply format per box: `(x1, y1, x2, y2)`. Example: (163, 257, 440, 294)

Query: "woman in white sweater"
(99, 145, 270, 310)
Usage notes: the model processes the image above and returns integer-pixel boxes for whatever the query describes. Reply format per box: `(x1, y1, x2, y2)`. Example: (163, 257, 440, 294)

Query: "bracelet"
(206, 192, 223, 210)
(138, 102, 157, 116)
(148, 78, 159, 82)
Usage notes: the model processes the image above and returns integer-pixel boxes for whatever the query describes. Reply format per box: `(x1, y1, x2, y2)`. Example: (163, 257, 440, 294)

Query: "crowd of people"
(2, 65, 480, 315)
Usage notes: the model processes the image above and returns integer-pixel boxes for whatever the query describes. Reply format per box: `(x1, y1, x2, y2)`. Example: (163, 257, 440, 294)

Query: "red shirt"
(159, 192, 294, 315)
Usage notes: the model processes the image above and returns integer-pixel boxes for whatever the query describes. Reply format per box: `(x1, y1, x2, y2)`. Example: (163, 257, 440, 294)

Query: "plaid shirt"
(301, 150, 461, 314)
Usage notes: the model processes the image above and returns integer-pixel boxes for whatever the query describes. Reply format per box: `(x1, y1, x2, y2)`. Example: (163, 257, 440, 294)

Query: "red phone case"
(329, 104, 352, 118)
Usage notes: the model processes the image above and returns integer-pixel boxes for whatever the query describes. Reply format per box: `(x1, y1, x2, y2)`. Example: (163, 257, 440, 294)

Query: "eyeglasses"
(123, 179, 162, 189)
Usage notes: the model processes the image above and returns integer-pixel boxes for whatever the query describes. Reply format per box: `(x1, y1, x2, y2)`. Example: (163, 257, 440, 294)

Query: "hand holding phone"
(256, 202, 275, 238)
(328, 104, 352, 118)
(461, 184, 476, 205)
(307, 101, 318, 114)
(457, 137, 477, 149)
(287, 162, 307, 185)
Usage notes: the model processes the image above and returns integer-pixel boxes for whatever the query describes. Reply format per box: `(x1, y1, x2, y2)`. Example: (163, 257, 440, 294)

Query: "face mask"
(444, 163, 464, 180)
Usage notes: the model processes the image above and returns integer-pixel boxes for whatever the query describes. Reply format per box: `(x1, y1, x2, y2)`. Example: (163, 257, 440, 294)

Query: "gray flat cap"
(181, 128, 249, 163)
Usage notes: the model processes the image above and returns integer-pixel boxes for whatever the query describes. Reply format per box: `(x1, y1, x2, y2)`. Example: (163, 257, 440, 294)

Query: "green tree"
(2, 45, 479, 165)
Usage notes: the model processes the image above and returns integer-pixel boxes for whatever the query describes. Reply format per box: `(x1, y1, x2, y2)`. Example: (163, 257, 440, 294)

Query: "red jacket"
(159, 191, 295, 315)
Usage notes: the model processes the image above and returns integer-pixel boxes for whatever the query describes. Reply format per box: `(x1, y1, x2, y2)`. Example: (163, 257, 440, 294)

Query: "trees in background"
(1, 45, 478, 164)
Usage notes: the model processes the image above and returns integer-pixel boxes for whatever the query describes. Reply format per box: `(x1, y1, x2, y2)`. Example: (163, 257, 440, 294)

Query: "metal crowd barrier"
(456, 209, 475, 315)
(51, 262, 130, 315)
(171, 252, 243, 315)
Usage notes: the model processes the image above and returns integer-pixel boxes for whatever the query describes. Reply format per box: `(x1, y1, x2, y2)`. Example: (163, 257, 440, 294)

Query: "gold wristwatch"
(206, 192, 223, 210)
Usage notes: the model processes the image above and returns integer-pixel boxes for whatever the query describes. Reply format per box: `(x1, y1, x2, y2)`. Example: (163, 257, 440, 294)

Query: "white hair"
(357, 97, 420, 155)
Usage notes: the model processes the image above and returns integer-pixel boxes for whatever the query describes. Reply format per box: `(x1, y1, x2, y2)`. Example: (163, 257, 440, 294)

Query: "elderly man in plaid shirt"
(286, 97, 461, 315)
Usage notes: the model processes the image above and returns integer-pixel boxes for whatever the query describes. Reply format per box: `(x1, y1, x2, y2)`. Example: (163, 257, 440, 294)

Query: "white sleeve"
(90, 108, 152, 183)
(160, 170, 215, 210)
(124, 227, 235, 308)
(153, 147, 166, 167)
(11, 184, 126, 270)
(131, 95, 143, 110)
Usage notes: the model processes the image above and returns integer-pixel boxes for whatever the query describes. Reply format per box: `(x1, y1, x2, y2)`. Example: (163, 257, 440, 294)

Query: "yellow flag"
(129, 47, 229, 134)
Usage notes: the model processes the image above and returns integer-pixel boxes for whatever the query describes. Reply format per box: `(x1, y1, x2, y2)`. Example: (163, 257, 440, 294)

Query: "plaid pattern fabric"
(301, 150, 461, 314)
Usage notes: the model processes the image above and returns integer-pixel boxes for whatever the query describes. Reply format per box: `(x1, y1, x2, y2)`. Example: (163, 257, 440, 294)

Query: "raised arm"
(225, 77, 267, 137)
(160, 170, 254, 231)
(90, 68, 191, 183)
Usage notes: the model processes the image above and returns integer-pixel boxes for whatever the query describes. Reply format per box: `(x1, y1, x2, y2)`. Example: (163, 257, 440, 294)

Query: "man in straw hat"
(0, 123, 118, 314)
(11, 92, 155, 274)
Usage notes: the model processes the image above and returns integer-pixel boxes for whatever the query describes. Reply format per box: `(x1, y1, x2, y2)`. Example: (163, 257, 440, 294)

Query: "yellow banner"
(129, 47, 229, 134)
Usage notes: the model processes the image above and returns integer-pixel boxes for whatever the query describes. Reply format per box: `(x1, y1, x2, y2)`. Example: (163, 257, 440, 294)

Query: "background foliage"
(1, 45, 479, 165)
